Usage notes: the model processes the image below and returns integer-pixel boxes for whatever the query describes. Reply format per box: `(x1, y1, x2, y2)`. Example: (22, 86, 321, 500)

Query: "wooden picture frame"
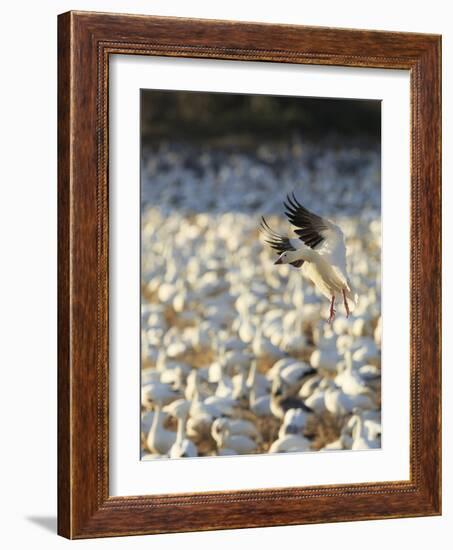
(58, 10, 441, 539)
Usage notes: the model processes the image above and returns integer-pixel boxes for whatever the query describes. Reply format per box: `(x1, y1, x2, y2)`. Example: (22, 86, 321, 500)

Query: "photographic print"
(140, 90, 381, 460)
(58, 13, 441, 536)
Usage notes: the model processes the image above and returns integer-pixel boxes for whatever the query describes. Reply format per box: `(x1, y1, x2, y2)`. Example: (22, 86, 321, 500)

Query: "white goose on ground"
(231, 367, 250, 404)
(155, 350, 191, 377)
(280, 310, 307, 354)
(189, 389, 223, 420)
(213, 424, 258, 455)
(321, 433, 353, 451)
(334, 351, 369, 396)
(266, 357, 315, 388)
(247, 361, 271, 416)
(350, 412, 381, 450)
(266, 357, 297, 382)
(211, 417, 260, 441)
(252, 326, 285, 359)
(164, 399, 198, 458)
(213, 359, 234, 399)
(269, 433, 311, 453)
(204, 395, 236, 415)
(236, 315, 256, 344)
(342, 410, 381, 440)
(247, 360, 269, 396)
(141, 381, 179, 410)
(146, 405, 176, 455)
(303, 378, 330, 414)
(299, 374, 322, 400)
(185, 369, 210, 401)
(278, 408, 309, 438)
(260, 192, 357, 322)
(279, 361, 316, 388)
(324, 380, 375, 416)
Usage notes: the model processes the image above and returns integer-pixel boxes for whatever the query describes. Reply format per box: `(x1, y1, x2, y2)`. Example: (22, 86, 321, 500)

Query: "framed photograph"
(58, 11, 441, 538)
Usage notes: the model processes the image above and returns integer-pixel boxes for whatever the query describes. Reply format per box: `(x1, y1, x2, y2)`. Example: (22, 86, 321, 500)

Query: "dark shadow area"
(141, 89, 381, 143)
(26, 516, 57, 534)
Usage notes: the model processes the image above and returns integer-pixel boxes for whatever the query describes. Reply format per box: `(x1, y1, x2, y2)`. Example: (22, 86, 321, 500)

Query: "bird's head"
(274, 251, 291, 265)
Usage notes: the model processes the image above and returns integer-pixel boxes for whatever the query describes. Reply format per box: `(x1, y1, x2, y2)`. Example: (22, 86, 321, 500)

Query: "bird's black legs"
(328, 295, 336, 323)
(342, 289, 350, 318)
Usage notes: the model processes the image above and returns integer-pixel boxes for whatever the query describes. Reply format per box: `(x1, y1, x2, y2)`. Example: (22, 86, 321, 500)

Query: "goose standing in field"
(334, 351, 369, 396)
(252, 326, 285, 359)
(269, 433, 311, 453)
(211, 417, 260, 441)
(349, 412, 381, 450)
(260, 193, 357, 322)
(185, 368, 210, 401)
(299, 373, 322, 400)
(212, 422, 258, 455)
(278, 408, 310, 438)
(164, 399, 198, 458)
(146, 405, 177, 455)
(213, 358, 234, 399)
(247, 361, 272, 417)
(247, 360, 269, 393)
(141, 381, 179, 410)
(323, 379, 375, 416)
(303, 378, 330, 414)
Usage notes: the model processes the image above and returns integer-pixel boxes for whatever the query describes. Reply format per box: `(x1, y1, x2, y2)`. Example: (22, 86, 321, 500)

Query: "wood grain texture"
(57, 11, 72, 537)
(57, 10, 442, 539)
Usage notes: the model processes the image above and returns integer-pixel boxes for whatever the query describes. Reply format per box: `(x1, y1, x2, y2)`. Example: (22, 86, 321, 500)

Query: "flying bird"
(260, 193, 357, 322)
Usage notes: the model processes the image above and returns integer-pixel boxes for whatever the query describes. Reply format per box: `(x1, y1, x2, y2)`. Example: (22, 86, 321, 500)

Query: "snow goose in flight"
(260, 193, 357, 322)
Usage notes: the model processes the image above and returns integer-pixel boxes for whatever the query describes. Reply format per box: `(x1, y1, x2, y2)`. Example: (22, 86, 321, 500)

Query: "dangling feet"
(342, 289, 350, 318)
(328, 295, 336, 324)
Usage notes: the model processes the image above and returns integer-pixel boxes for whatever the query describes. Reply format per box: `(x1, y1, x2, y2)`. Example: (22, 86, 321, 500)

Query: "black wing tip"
(284, 193, 296, 211)
(284, 191, 307, 215)
(284, 191, 305, 212)
(259, 216, 273, 235)
(259, 216, 270, 230)
(291, 191, 302, 208)
(284, 210, 297, 221)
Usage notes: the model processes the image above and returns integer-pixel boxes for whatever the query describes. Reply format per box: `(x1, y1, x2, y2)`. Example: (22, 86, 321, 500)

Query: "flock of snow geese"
(141, 139, 381, 459)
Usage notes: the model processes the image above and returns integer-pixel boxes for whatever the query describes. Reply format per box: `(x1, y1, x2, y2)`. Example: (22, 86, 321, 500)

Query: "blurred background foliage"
(141, 90, 381, 145)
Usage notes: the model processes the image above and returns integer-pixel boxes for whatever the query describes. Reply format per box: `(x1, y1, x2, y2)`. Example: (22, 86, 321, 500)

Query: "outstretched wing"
(283, 192, 328, 250)
(260, 217, 295, 254)
(284, 192, 350, 283)
(259, 217, 304, 268)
